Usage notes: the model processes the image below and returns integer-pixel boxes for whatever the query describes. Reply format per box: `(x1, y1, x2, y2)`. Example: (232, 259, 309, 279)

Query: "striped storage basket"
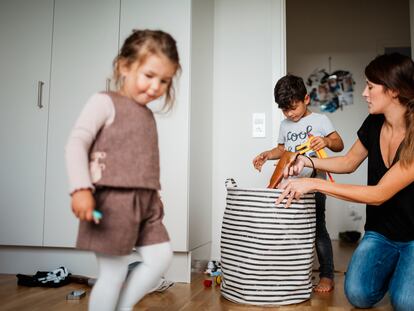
(220, 178, 316, 306)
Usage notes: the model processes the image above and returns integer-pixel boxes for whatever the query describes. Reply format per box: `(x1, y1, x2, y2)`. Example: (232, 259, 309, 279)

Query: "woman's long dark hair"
(365, 53, 414, 168)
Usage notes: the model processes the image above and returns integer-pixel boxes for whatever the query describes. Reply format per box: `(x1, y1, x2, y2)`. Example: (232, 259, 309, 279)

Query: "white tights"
(88, 242, 173, 311)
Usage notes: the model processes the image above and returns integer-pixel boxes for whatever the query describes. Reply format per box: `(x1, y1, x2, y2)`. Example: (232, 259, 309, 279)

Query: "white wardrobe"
(0, 0, 55, 246)
(0, 0, 214, 282)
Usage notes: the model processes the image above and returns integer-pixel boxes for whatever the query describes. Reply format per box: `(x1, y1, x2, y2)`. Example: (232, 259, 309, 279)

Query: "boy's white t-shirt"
(277, 112, 336, 179)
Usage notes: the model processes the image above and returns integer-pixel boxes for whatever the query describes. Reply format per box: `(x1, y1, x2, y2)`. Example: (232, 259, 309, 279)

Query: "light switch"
(252, 113, 266, 138)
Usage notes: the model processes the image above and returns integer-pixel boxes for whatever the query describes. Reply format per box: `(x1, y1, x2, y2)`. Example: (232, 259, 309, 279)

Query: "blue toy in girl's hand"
(93, 210, 103, 223)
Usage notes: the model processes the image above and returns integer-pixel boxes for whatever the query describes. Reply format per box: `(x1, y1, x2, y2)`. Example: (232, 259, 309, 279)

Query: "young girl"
(276, 53, 414, 311)
(65, 29, 180, 311)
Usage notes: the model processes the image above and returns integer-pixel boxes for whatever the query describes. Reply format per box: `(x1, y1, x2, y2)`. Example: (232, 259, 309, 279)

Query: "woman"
(276, 53, 414, 311)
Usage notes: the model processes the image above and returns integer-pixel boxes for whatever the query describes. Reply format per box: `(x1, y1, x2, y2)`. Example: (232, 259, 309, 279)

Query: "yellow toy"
(295, 134, 334, 182)
(214, 275, 222, 286)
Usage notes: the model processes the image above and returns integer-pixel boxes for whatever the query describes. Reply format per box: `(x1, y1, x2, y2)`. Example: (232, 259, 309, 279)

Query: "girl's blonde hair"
(113, 29, 181, 111)
(365, 53, 414, 168)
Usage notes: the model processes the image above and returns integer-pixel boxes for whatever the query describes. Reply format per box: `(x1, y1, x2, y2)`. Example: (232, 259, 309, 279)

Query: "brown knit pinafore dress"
(76, 92, 169, 256)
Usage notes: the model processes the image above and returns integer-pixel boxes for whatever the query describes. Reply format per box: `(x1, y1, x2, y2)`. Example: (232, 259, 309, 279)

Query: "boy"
(253, 74, 344, 292)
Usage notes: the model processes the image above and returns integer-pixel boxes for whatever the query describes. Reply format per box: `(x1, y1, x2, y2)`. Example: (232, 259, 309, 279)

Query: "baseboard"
(0, 246, 191, 283)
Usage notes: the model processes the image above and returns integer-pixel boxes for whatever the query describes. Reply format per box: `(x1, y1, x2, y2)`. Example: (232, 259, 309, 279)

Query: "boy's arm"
(325, 131, 344, 152)
(267, 144, 286, 160)
(253, 144, 285, 172)
(310, 131, 344, 153)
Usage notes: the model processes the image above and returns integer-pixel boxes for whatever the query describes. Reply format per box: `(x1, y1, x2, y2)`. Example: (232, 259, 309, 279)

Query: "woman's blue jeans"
(345, 231, 414, 311)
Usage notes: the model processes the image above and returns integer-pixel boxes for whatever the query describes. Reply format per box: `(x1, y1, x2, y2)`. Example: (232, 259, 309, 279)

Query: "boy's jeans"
(315, 192, 334, 280)
(345, 231, 414, 311)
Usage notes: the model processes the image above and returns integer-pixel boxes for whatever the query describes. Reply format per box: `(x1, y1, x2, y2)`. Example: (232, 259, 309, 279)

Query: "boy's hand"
(310, 136, 328, 151)
(253, 151, 269, 172)
(71, 189, 96, 223)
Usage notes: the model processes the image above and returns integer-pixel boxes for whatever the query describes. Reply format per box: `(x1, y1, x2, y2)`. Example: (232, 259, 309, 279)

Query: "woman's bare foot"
(314, 277, 334, 293)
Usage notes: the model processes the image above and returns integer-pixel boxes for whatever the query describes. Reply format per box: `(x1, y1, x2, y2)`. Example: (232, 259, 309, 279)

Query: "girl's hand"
(275, 178, 316, 208)
(71, 189, 96, 223)
(253, 151, 269, 172)
(310, 136, 328, 151)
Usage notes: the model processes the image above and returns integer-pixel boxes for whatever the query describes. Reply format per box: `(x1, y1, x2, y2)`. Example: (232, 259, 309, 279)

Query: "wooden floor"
(0, 241, 392, 311)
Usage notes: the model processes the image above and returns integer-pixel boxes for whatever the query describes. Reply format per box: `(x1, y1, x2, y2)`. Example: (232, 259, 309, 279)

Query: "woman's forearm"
(310, 156, 357, 174)
(313, 179, 387, 205)
(303, 139, 367, 174)
(307, 154, 414, 206)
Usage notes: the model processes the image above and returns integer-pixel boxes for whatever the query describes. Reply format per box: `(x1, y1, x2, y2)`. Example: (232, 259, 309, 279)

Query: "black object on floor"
(339, 231, 361, 243)
(17, 266, 71, 288)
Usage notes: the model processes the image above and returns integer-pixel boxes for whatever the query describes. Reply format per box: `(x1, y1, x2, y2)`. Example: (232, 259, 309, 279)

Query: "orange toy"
(267, 151, 299, 189)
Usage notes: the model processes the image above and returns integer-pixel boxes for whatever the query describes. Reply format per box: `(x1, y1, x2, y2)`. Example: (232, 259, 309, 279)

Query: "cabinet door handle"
(37, 81, 44, 109)
(106, 78, 111, 91)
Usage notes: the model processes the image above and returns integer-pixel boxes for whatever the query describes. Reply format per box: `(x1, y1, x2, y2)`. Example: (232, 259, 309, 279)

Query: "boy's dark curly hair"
(274, 74, 307, 110)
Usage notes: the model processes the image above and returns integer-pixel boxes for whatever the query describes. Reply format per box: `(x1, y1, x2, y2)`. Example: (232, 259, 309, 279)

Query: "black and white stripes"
(220, 182, 316, 306)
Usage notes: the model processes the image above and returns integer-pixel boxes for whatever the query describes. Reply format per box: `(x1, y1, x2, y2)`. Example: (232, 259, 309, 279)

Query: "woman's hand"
(282, 154, 307, 178)
(71, 189, 96, 223)
(275, 178, 318, 208)
(253, 151, 270, 172)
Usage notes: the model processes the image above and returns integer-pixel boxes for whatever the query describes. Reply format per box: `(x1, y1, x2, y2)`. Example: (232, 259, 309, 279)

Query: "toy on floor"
(205, 260, 221, 275)
(214, 275, 222, 285)
(203, 275, 222, 288)
(203, 260, 222, 288)
(66, 290, 86, 300)
(203, 279, 213, 287)
(16, 266, 71, 288)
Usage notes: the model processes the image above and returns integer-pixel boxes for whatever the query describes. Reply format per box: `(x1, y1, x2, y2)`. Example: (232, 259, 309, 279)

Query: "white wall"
(210, 0, 285, 259)
(286, 0, 411, 239)
(189, 0, 214, 253)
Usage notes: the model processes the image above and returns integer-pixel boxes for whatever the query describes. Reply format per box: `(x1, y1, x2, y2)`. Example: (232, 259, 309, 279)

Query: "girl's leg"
(345, 231, 399, 308)
(116, 242, 173, 311)
(89, 254, 129, 311)
(314, 192, 334, 292)
(388, 240, 414, 311)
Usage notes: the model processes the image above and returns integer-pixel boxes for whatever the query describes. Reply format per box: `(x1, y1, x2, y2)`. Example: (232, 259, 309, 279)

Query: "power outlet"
(252, 113, 266, 138)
